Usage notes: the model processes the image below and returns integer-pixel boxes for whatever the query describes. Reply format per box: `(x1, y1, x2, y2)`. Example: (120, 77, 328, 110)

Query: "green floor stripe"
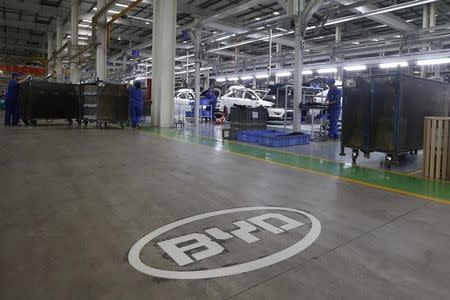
(146, 128, 450, 203)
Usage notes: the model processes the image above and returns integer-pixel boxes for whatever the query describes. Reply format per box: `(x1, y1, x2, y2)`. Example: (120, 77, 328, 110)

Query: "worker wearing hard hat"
(4, 72, 31, 126)
(325, 78, 342, 140)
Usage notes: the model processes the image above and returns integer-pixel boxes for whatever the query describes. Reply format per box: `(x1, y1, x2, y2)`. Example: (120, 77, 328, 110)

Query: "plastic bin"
(237, 130, 283, 143)
(258, 132, 311, 147)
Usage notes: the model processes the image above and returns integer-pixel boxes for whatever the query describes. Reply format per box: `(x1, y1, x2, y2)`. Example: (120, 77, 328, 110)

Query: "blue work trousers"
(4, 97, 20, 126)
(130, 102, 143, 128)
(210, 101, 217, 121)
(327, 108, 341, 139)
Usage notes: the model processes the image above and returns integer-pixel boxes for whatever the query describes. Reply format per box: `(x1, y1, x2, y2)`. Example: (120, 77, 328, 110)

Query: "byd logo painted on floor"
(128, 207, 321, 280)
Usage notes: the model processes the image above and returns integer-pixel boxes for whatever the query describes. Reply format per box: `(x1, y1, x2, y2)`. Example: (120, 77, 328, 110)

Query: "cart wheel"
(68, 119, 74, 126)
(120, 122, 125, 129)
(76, 119, 82, 126)
(99, 122, 105, 129)
(96, 122, 100, 128)
(351, 149, 359, 164)
(31, 120, 37, 126)
(409, 150, 414, 155)
(104, 122, 107, 128)
(414, 150, 418, 155)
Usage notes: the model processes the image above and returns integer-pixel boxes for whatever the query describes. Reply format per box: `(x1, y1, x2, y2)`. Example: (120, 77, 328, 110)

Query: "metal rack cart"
(81, 81, 129, 129)
(19, 80, 83, 126)
(341, 72, 450, 166)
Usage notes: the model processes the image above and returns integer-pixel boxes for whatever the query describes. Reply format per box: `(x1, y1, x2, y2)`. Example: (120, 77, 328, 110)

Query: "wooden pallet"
(424, 117, 450, 180)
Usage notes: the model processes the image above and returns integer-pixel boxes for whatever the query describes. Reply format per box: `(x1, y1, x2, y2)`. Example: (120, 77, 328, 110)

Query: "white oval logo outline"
(128, 206, 321, 280)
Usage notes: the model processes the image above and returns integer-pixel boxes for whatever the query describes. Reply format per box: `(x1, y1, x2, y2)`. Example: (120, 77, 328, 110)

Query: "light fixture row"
(214, 58, 450, 81)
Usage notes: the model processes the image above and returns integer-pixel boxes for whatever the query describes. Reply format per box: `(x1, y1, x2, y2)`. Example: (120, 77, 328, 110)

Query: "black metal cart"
(81, 81, 129, 129)
(341, 72, 450, 166)
(18, 80, 83, 126)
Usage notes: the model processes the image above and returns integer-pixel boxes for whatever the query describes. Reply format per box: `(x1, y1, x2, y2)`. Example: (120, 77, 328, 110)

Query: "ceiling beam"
(199, 0, 274, 24)
(331, 0, 417, 32)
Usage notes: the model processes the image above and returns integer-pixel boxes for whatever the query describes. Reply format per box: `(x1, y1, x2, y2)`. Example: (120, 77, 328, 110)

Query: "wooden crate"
(423, 117, 450, 180)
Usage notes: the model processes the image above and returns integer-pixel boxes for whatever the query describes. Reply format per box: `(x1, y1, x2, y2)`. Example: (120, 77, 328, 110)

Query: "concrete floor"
(1, 123, 450, 300)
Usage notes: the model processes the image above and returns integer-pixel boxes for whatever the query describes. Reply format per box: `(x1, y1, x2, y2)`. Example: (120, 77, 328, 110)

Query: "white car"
(219, 86, 274, 116)
(174, 88, 194, 106)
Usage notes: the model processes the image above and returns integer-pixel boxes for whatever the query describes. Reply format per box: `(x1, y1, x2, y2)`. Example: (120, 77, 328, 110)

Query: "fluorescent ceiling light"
(108, 10, 120, 14)
(241, 75, 254, 80)
(79, 37, 89, 40)
(255, 74, 269, 79)
(215, 34, 235, 42)
(276, 27, 288, 32)
(417, 58, 450, 65)
(343, 65, 367, 71)
(317, 68, 338, 74)
(82, 19, 92, 23)
(302, 70, 313, 75)
(200, 67, 213, 71)
(379, 62, 408, 68)
(273, 11, 280, 15)
(79, 24, 90, 28)
(276, 72, 291, 77)
(228, 77, 239, 81)
(255, 17, 261, 21)
(216, 78, 226, 82)
(115, 3, 128, 7)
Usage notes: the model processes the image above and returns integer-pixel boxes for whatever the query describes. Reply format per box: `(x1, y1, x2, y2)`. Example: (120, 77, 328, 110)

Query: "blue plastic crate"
(258, 132, 311, 147)
(200, 109, 212, 118)
(237, 130, 283, 143)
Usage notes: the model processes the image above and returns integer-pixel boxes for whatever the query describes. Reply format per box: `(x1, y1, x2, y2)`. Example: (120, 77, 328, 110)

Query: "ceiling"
(1, 0, 450, 80)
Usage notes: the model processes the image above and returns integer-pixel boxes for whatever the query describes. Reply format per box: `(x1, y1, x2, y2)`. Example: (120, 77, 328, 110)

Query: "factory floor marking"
(128, 207, 321, 280)
(144, 128, 450, 204)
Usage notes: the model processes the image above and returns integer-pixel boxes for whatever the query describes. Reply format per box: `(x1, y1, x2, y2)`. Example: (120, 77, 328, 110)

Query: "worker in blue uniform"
(325, 78, 342, 140)
(205, 86, 217, 122)
(4, 72, 31, 126)
(128, 80, 143, 129)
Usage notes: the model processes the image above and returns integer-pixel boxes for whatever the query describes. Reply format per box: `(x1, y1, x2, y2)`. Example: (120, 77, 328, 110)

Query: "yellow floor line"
(144, 130, 449, 206)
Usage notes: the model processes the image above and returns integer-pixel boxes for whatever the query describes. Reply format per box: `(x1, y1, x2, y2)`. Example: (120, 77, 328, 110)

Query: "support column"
(335, 25, 343, 82)
(204, 72, 209, 90)
(185, 51, 189, 88)
(151, 0, 177, 127)
(70, 0, 80, 83)
(122, 49, 127, 83)
(96, 0, 107, 81)
(429, 2, 436, 28)
(420, 4, 429, 77)
(56, 16, 63, 83)
(275, 44, 281, 83)
(429, 2, 437, 77)
(194, 25, 201, 127)
(293, 14, 304, 132)
(268, 29, 273, 85)
(47, 32, 54, 79)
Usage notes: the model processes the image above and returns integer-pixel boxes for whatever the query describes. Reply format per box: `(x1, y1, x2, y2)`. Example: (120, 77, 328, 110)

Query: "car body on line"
(219, 85, 275, 116)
